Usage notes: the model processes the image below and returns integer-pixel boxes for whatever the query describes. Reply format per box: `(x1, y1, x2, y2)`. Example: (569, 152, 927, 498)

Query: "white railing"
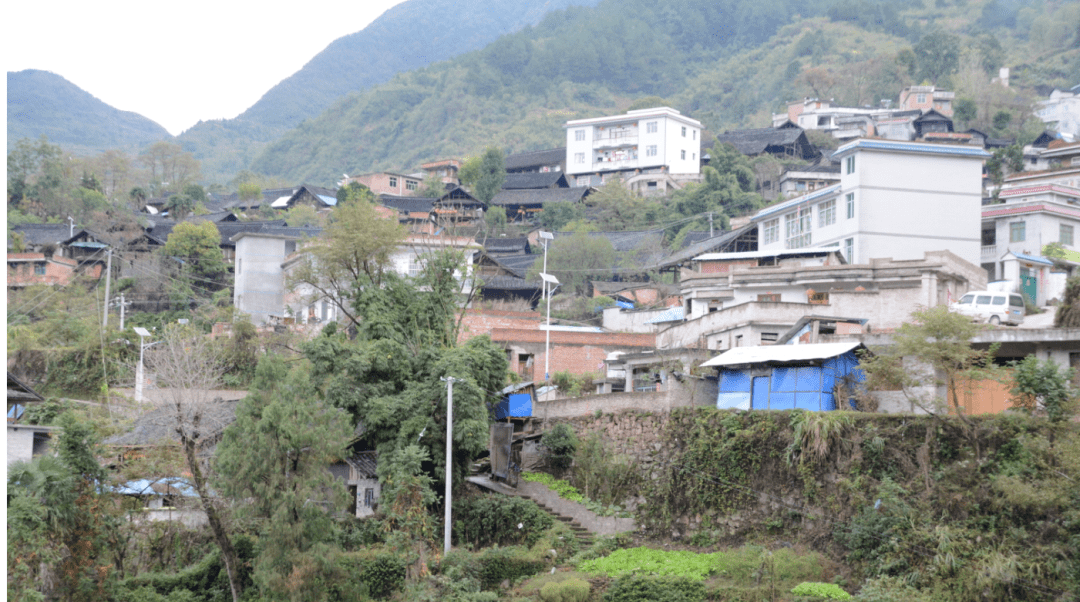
(593, 134, 638, 148)
(981, 245, 997, 260)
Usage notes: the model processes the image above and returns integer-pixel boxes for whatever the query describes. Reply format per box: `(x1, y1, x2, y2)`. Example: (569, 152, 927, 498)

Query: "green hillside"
(176, 0, 602, 183)
(7, 69, 172, 155)
(251, 0, 1080, 187)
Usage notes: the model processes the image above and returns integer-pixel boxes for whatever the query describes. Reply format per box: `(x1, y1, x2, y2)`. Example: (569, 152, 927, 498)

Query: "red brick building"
(458, 309, 656, 382)
(6, 253, 101, 287)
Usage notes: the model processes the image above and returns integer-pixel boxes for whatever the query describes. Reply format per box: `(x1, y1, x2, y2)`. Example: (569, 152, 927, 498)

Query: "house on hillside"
(421, 159, 462, 186)
(775, 165, 841, 200)
(754, 138, 989, 267)
(564, 107, 702, 192)
(1036, 87, 1080, 138)
(344, 172, 423, 196)
(714, 125, 820, 162)
(7, 372, 56, 467)
(505, 148, 566, 174)
(898, 85, 954, 116)
(488, 187, 593, 222)
(981, 184, 1080, 291)
(502, 172, 570, 189)
(705, 342, 866, 411)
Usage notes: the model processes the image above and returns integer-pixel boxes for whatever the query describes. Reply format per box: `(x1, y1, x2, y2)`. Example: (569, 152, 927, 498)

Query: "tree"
(473, 147, 506, 203)
(144, 326, 244, 602)
(8, 413, 118, 602)
(484, 204, 508, 235)
(138, 141, 200, 194)
(953, 98, 978, 125)
(418, 174, 447, 198)
(529, 227, 617, 296)
(286, 195, 405, 328)
(538, 202, 585, 231)
(283, 204, 322, 227)
(166, 193, 195, 219)
(1010, 356, 1079, 423)
(914, 31, 961, 84)
(162, 221, 228, 290)
(215, 355, 352, 600)
(586, 178, 663, 231)
(238, 182, 263, 204)
(860, 306, 1001, 460)
(1056, 276, 1080, 328)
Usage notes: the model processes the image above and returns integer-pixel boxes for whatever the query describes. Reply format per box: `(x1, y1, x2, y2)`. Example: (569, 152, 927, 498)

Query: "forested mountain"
(250, 0, 1080, 186)
(7, 70, 171, 154)
(175, 0, 603, 182)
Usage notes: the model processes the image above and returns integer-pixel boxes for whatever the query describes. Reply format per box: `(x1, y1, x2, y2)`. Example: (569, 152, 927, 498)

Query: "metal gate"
(1021, 268, 1037, 304)
(490, 423, 514, 481)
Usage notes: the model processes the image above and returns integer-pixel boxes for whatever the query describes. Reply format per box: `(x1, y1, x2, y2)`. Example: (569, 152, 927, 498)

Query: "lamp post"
(133, 327, 156, 403)
(539, 272, 559, 382)
(538, 231, 554, 381)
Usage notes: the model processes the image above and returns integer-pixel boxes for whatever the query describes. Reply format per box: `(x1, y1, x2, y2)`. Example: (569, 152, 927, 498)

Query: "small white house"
(981, 183, 1080, 284)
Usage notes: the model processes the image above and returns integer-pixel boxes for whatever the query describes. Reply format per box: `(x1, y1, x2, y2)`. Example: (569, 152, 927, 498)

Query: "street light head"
(133, 327, 151, 337)
(539, 272, 560, 284)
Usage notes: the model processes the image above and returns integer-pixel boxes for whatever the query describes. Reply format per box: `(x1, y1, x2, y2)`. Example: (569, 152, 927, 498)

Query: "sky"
(5, 0, 406, 136)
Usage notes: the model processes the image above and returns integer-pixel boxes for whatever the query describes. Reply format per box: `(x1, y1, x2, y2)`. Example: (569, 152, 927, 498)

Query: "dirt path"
(468, 475, 636, 537)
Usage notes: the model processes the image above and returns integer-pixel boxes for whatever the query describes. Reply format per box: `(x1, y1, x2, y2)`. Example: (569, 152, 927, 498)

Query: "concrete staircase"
(467, 475, 599, 547)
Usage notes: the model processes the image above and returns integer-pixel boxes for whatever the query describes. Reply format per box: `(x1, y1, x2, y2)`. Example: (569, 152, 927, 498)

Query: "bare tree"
(144, 327, 243, 602)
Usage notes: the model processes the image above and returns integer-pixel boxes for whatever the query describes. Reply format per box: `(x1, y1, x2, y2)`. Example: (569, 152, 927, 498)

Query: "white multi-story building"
(564, 107, 701, 191)
(981, 184, 1080, 275)
(752, 139, 990, 267)
(1036, 88, 1080, 139)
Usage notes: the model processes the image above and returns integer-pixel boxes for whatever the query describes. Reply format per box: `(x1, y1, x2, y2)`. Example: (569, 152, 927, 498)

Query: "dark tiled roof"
(11, 224, 78, 246)
(380, 195, 436, 214)
(553, 229, 663, 253)
(104, 398, 241, 451)
(502, 172, 569, 189)
(346, 451, 378, 479)
(479, 237, 531, 254)
(486, 254, 539, 279)
(656, 224, 757, 270)
(715, 127, 807, 155)
(489, 187, 590, 207)
(149, 220, 295, 247)
(504, 148, 566, 171)
(479, 275, 543, 291)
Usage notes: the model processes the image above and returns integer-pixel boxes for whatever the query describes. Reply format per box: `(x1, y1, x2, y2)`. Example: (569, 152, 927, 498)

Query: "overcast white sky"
(5, 0, 406, 136)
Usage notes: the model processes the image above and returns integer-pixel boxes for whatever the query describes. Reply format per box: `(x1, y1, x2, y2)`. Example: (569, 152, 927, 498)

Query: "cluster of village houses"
(9, 84, 1080, 517)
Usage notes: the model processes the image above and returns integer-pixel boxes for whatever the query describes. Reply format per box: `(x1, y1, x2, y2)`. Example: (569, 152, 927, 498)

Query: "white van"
(949, 291, 1025, 325)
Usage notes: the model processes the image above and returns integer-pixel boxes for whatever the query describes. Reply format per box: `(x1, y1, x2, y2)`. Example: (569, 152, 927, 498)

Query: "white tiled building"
(564, 107, 701, 192)
(1036, 88, 1080, 139)
(752, 139, 990, 267)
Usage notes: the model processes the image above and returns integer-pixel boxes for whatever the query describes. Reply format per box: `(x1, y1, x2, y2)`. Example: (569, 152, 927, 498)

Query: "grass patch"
(577, 545, 824, 583)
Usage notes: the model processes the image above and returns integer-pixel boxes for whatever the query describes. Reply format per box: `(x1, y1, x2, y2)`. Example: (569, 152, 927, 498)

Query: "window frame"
(575, 129, 585, 141)
(1061, 223, 1074, 246)
(646, 121, 657, 134)
(845, 193, 855, 219)
(784, 207, 812, 249)
(845, 156, 855, 175)
(1010, 221, 1026, 242)
(818, 199, 836, 228)
(762, 218, 779, 245)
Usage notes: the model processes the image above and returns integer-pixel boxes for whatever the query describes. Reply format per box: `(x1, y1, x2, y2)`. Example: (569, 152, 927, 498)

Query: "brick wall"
(7, 253, 80, 286)
(534, 377, 716, 421)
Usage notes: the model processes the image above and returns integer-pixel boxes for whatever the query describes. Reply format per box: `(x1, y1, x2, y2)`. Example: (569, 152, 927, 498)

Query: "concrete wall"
(533, 377, 717, 421)
(234, 236, 289, 324)
(602, 307, 671, 333)
(7, 426, 36, 466)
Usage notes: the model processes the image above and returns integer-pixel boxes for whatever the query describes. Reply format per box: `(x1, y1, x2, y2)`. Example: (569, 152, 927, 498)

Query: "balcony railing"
(592, 158, 639, 171)
(981, 245, 997, 260)
(593, 133, 638, 148)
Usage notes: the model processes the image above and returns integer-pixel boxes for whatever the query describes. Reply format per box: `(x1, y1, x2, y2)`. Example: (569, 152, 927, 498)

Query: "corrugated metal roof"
(1010, 252, 1055, 266)
(645, 306, 685, 324)
(702, 342, 862, 367)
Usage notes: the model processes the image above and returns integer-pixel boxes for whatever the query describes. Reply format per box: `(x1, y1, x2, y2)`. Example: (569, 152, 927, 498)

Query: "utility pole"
(115, 293, 132, 330)
(102, 248, 113, 328)
(708, 212, 714, 237)
(538, 231, 554, 381)
(440, 376, 458, 555)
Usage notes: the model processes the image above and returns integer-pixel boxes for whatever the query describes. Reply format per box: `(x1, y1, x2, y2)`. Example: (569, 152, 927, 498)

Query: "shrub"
(439, 547, 546, 590)
(791, 581, 851, 599)
(454, 494, 554, 548)
(851, 576, 931, 602)
(539, 578, 591, 602)
(602, 574, 705, 602)
(332, 550, 406, 600)
(543, 424, 579, 470)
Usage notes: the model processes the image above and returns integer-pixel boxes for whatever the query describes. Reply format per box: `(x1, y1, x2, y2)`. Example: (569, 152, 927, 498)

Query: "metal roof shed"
(702, 342, 866, 412)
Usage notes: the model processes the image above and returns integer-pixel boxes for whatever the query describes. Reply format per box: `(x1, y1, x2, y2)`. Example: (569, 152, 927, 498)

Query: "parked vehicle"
(950, 291, 1025, 325)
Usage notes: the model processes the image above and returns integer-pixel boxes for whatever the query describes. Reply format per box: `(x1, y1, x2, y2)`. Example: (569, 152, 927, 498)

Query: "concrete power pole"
(440, 376, 458, 555)
(102, 248, 113, 328)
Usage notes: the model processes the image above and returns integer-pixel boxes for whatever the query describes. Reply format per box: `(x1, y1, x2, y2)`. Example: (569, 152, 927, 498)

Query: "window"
(845, 193, 855, 219)
(406, 180, 418, 191)
(916, 93, 926, 103)
(575, 129, 585, 141)
(757, 294, 781, 302)
(1010, 221, 1026, 242)
(693, 130, 697, 140)
(389, 176, 398, 187)
(34, 263, 46, 276)
(845, 156, 855, 174)
(762, 219, 779, 245)
(1062, 224, 1075, 246)
(681, 126, 687, 137)
(647, 181, 658, 189)
(646, 145, 657, 157)
(818, 199, 836, 227)
(681, 150, 686, 160)
(844, 238, 854, 263)
(408, 256, 424, 277)
(574, 152, 585, 164)
(692, 153, 696, 160)
(646, 121, 657, 134)
(364, 488, 375, 508)
(784, 207, 812, 249)
(760, 332, 778, 343)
